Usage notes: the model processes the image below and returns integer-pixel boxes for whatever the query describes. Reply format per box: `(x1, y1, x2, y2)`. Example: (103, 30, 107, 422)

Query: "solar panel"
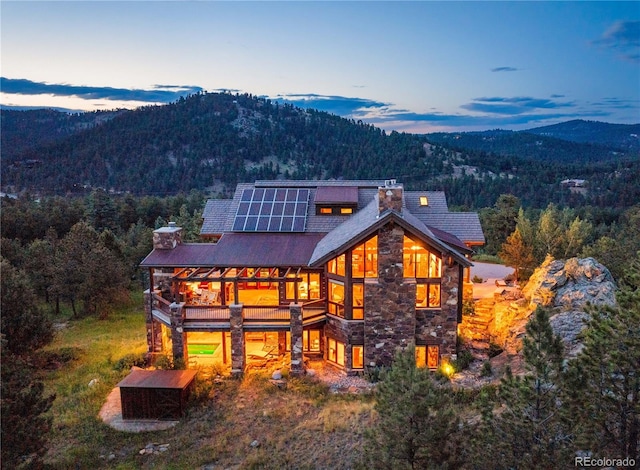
(233, 188, 310, 232)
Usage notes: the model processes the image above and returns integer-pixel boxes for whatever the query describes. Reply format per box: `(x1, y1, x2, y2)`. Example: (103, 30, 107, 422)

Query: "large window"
(328, 280, 345, 317)
(352, 345, 364, 369)
(286, 330, 321, 352)
(352, 283, 364, 320)
(328, 254, 346, 276)
(403, 236, 442, 308)
(416, 345, 440, 369)
(327, 338, 345, 367)
(285, 271, 321, 301)
(352, 235, 378, 278)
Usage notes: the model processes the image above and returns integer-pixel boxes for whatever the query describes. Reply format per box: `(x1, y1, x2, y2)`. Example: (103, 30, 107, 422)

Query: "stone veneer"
(363, 221, 417, 368)
(415, 263, 460, 359)
(153, 223, 182, 250)
(169, 302, 185, 363)
(289, 303, 304, 376)
(229, 303, 245, 377)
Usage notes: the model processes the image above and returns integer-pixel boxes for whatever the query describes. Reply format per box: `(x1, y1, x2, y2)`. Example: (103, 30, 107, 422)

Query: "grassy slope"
(42, 294, 374, 469)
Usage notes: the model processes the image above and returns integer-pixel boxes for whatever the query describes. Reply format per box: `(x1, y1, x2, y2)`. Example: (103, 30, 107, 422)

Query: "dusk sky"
(1, 1, 639, 133)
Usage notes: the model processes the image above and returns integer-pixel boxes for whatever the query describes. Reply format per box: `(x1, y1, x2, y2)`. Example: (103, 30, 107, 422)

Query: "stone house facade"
(140, 179, 484, 375)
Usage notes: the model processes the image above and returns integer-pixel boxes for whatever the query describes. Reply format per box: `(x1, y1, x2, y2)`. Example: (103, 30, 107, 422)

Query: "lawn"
(41, 293, 374, 469)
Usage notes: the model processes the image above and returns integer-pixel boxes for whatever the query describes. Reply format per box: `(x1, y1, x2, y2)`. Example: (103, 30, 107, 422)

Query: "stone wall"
(325, 315, 364, 374)
(363, 222, 417, 368)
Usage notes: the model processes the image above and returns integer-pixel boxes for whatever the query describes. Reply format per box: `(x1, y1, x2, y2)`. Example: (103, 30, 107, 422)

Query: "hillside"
(2, 94, 639, 209)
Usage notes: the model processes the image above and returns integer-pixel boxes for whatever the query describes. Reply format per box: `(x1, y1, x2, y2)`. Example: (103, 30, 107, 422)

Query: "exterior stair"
(459, 298, 495, 360)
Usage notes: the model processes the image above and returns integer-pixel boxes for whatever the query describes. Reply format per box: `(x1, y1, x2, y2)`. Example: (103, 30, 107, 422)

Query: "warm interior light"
(419, 196, 429, 206)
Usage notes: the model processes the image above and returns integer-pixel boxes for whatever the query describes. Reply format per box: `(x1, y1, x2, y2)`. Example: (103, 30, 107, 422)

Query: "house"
(140, 179, 485, 376)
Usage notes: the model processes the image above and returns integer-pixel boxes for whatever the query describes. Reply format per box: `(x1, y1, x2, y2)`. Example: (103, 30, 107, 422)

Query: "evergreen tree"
(499, 227, 536, 283)
(474, 307, 572, 469)
(564, 253, 640, 461)
(364, 347, 462, 469)
(0, 258, 53, 355)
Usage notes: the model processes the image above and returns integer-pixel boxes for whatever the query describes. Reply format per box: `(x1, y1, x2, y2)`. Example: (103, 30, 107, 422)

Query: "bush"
(472, 275, 484, 283)
(462, 299, 475, 316)
(480, 361, 493, 377)
(453, 350, 473, 372)
(113, 352, 147, 371)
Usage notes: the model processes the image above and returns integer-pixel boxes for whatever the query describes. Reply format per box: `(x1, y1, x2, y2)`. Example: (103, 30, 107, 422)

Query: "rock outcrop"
(502, 256, 616, 358)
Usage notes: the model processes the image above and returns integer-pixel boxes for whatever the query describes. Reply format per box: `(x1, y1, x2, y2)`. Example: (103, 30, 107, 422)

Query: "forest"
(2, 92, 639, 210)
(2, 93, 639, 468)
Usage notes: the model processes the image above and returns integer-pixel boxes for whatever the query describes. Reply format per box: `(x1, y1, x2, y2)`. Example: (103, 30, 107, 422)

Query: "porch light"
(441, 362, 455, 377)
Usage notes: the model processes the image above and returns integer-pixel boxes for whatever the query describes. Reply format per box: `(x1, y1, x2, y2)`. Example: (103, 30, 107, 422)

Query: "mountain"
(425, 121, 640, 164)
(1, 93, 639, 209)
(526, 120, 640, 151)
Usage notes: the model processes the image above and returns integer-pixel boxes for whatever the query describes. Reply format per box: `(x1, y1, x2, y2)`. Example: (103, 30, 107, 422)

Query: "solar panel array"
(232, 188, 310, 232)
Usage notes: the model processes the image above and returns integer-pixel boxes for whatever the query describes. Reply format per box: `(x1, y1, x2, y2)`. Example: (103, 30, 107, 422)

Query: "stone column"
(364, 222, 416, 368)
(439, 262, 460, 359)
(170, 301, 185, 364)
(289, 303, 304, 376)
(229, 303, 245, 377)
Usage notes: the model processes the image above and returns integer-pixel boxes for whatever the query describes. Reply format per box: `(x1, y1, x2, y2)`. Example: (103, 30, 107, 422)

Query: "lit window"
(340, 207, 353, 214)
(420, 196, 429, 206)
(320, 207, 332, 214)
(352, 346, 364, 369)
(427, 345, 440, 369)
(327, 338, 346, 367)
(352, 283, 364, 319)
(416, 346, 427, 368)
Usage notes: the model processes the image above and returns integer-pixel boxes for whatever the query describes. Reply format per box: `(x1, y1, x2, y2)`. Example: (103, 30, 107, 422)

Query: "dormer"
(314, 186, 358, 216)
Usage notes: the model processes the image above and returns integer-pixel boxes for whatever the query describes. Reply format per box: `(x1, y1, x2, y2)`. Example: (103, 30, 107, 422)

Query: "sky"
(1, 1, 639, 133)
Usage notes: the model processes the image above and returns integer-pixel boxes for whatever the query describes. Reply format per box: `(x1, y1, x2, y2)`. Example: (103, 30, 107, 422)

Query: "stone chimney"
(378, 179, 403, 214)
(153, 222, 183, 250)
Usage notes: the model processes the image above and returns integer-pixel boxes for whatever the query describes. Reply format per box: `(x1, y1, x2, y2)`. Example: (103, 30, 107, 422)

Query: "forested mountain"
(2, 92, 639, 209)
(526, 120, 640, 151)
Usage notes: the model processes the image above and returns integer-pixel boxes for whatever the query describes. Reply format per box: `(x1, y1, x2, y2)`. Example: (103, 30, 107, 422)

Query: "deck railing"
(151, 292, 327, 324)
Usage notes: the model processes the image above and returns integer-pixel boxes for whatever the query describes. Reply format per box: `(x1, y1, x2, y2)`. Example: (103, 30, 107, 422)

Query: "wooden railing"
(243, 306, 290, 322)
(150, 291, 328, 324)
(185, 306, 230, 321)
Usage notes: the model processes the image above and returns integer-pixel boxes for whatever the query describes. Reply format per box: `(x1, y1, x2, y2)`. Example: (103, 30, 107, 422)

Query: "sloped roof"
(140, 234, 324, 268)
(309, 197, 471, 267)
(199, 180, 484, 251)
(201, 199, 233, 235)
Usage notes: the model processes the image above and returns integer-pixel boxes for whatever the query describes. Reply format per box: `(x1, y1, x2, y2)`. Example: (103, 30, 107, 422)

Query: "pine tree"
(564, 252, 640, 461)
(499, 227, 536, 283)
(363, 347, 462, 469)
(473, 307, 572, 469)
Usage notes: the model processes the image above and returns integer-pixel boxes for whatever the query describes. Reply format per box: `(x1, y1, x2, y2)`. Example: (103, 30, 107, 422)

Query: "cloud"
(274, 93, 388, 116)
(491, 66, 518, 72)
(461, 96, 575, 115)
(0, 77, 203, 103)
(592, 20, 640, 63)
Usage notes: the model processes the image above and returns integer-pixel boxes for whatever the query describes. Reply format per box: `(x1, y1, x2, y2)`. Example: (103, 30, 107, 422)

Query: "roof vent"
(384, 179, 397, 187)
(168, 221, 177, 228)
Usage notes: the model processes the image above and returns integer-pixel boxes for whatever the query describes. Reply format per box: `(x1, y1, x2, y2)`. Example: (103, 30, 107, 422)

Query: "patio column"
(170, 301, 186, 364)
(230, 303, 245, 377)
(289, 303, 304, 376)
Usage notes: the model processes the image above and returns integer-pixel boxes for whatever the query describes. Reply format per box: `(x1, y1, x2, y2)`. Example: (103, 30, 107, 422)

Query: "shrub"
(113, 352, 147, 371)
(472, 275, 484, 283)
(453, 350, 473, 372)
(480, 361, 492, 377)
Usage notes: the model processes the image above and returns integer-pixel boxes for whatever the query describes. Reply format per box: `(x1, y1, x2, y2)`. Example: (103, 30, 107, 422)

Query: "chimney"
(378, 179, 403, 214)
(153, 223, 183, 250)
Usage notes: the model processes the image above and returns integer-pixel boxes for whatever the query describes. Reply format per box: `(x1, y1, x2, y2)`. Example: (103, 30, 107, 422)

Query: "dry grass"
(41, 296, 375, 469)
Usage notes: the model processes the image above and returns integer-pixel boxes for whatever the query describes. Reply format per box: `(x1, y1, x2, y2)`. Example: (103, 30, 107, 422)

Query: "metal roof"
(314, 186, 359, 204)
